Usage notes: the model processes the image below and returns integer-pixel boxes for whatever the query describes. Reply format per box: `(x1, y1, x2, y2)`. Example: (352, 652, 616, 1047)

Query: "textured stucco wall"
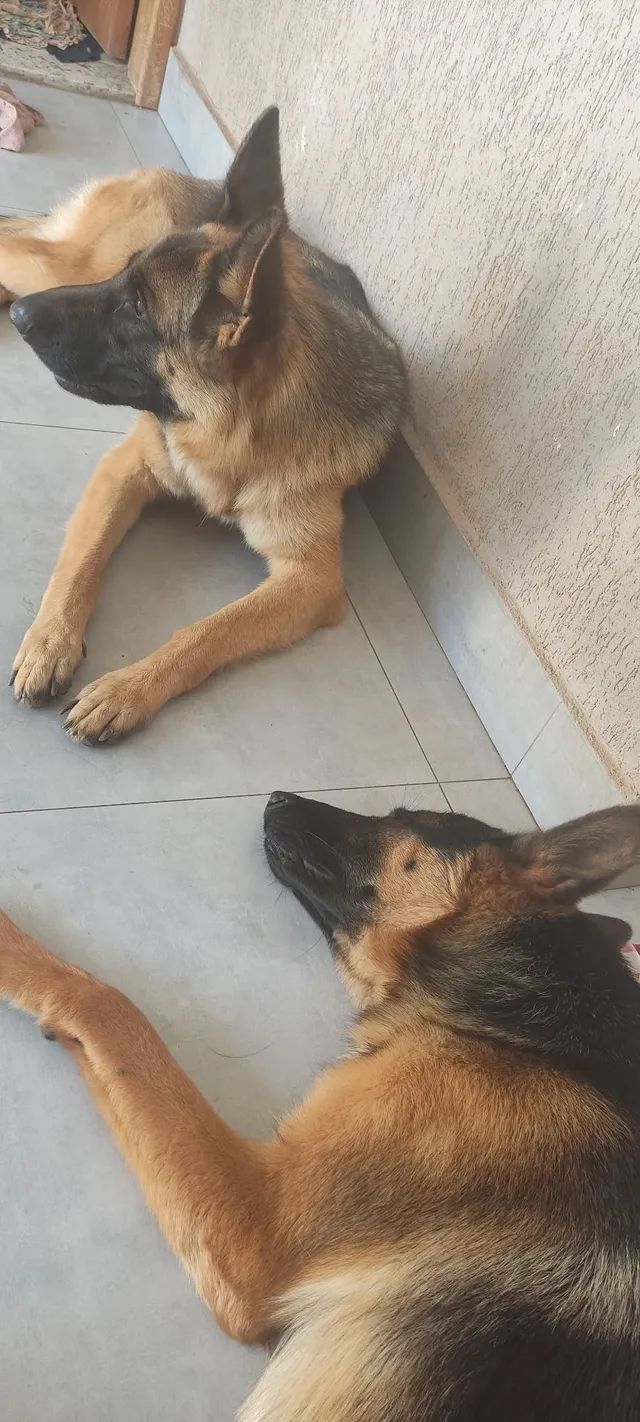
(178, 0, 640, 795)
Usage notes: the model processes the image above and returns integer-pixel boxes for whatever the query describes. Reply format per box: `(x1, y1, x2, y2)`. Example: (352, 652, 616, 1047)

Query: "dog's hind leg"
(0, 217, 38, 300)
(11, 416, 163, 707)
(0, 231, 80, 300)
(0, 907, 290, 1344)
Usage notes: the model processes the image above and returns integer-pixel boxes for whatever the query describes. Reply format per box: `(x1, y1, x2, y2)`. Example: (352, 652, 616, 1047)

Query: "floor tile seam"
(362, 511, 509, 769)
(345, 591, 436, 779)
(0, 419, 129, 434)
(510, 702, 561, 774)
(109, 101, 144, 167)
(0, 780, 447, 818)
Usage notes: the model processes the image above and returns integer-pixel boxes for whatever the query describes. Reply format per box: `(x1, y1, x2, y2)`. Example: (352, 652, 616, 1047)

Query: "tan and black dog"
(4, 110, 406, 741)
(1, 796, 640, 1419)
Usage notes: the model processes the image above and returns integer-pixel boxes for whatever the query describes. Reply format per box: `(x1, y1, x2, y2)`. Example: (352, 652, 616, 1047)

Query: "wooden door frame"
(128, 0, 185, 109)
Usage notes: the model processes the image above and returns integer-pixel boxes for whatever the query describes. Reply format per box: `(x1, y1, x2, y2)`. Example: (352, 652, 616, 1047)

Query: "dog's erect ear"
(216, 211, 286, 347)
(220, 107, 284, 225)
(509, 805, 640, 903)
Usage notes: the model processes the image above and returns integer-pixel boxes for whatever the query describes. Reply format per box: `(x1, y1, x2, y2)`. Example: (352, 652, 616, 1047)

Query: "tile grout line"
(439, 783, 455, 813)
(510, 702, 560, 775)
(0, 417, 130, 435)
(436, 773, 541, 828)
(361, 502, 510, 770)
(0, 777, 516, 820)
(436, 776, 511, 786)
(108, 99, 143, 168)
(0, 772, 517, 818)
(345, 591, 436, 780)
(109, 98, 186, 171)
(0, 781, 443, 818)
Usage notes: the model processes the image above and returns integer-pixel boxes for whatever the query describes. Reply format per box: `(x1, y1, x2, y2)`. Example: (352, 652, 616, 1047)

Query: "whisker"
(302, 828, 340, 860)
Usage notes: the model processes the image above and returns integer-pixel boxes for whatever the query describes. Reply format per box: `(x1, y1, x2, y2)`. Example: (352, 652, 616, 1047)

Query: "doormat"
(0, 0, 84, 49)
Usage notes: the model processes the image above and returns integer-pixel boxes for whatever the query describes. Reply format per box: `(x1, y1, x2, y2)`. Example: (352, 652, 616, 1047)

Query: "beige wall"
(177, 0, 640, 796)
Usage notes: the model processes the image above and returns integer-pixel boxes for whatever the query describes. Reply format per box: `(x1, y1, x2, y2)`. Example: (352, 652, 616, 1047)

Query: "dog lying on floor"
(3, 109, 406, 742)
(1, 796, 639, 1419)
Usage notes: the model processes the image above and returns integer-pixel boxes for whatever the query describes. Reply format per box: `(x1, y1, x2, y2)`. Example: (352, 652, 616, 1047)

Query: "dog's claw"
(60, 699, 78, 717)
(51, 676, 72, 700)
(8, 668, 16, 686)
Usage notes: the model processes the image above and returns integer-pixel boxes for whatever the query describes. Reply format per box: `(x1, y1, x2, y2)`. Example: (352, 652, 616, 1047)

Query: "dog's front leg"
(11, 418, 162, 706)
(0, 908, 286, 1342)
(61, 550, 346, 744)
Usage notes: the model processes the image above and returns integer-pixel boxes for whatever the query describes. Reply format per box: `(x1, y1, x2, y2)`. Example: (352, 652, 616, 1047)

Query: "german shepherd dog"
(4, 110, 406, 742)
(1, 796, 639, 1419)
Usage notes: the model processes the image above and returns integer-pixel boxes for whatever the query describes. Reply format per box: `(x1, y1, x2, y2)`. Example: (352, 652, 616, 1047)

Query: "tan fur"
(1, 804, 639, 1417)
(0, 170, 213, 299)
(11, 390, 347, 737)
(0, 900, 632, 1416)
(8, 135, 398, 740)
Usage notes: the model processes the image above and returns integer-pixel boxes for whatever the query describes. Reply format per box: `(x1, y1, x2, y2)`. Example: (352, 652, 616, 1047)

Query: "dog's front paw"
(61, 664, 160, 745)
(11, 617, 86, 706)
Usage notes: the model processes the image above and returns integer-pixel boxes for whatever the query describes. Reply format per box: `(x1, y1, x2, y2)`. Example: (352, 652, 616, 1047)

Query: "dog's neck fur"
(148, 251, 388, 549)
(351, 911, 640, 1114)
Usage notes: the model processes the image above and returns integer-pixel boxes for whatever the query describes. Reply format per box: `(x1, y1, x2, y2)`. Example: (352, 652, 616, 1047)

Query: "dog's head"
(9, 108, 287, 417)
(264, 792, 640, 1028)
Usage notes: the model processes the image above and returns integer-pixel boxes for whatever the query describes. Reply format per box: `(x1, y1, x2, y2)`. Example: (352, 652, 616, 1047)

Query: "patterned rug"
(0, 0, 84, 49)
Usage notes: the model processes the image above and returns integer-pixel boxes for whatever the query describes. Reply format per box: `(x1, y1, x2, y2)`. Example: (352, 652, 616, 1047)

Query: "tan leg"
(0, 910, 288, 1342)
(62, 552, 346, 743)
(11, 419, 161, 706)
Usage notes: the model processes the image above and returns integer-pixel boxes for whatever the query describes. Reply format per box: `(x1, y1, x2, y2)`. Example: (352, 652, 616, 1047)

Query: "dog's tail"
(239, 1265, 434, 1422)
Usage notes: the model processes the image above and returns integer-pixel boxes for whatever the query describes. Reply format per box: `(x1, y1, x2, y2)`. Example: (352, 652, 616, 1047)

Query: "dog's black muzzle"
(10, 284, 172, 413)
(11, 284, 122, 401)
(263, 791, 376, 940)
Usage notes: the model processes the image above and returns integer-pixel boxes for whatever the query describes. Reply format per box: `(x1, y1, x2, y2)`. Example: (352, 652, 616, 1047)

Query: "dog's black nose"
(267, 791, 295, 809)
(9, 299, 33, 336)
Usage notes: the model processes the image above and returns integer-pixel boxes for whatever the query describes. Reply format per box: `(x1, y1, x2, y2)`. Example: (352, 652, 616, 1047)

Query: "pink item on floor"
(0, 82, 44, 152)
(621, 943, 640, 980)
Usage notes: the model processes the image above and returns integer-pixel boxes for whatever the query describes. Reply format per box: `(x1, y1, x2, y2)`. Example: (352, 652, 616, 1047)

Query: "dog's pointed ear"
(220, 107, 284, 225)
(216, 211, 286, 347)
(509, 805, 640, 903)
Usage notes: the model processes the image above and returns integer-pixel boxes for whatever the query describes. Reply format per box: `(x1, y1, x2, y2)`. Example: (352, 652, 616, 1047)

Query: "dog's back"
(244, 1272, 640, 1422)
(254, 799, 640, 1422)
(245, 1084, 639, 1420)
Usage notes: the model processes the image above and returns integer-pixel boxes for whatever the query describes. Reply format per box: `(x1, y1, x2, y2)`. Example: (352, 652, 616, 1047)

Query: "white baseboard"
(364, 440, 629, 833)
(158, 53, 632, 862)
(159, 48, 233, 180)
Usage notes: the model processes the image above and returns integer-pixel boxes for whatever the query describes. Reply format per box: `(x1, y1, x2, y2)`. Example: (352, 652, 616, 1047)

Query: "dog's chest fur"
(153, 420, 308, 563)
(160, 424, 251, 523)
